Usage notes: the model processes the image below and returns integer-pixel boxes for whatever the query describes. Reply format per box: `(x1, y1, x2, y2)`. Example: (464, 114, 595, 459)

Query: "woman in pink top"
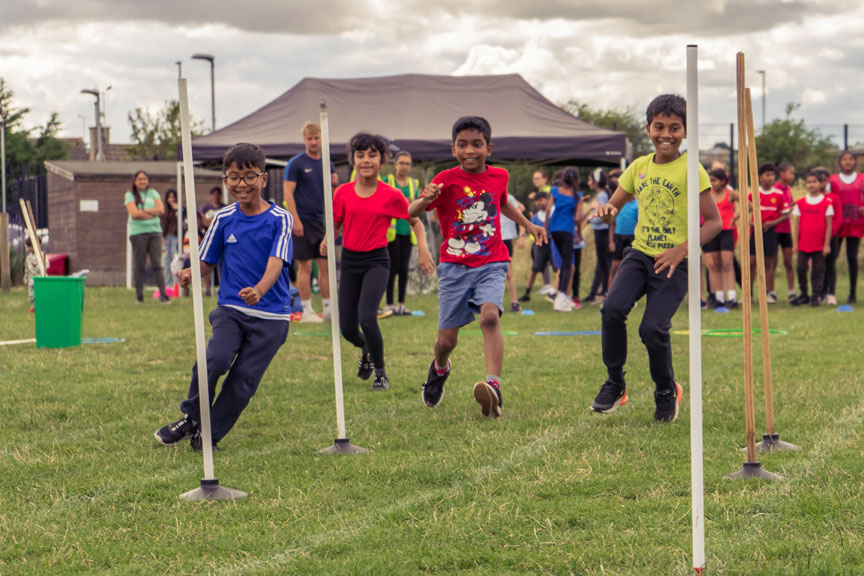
(829, 151, 864, 303)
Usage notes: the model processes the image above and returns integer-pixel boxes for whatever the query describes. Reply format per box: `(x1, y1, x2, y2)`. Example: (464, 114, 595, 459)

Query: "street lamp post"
(176, 61, 182, 79)
(756, 70, 766, 132)
(81, 89, 102, 161)
(191, 53, 215, 132)
(1, 115, 6, 213)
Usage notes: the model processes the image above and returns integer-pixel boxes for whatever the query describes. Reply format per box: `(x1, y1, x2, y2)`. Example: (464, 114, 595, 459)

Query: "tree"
(0, 77, 68, 172)
(126, 100, 204, 161)
(562, 100, 653, 158)
(755, 103, 838, 171)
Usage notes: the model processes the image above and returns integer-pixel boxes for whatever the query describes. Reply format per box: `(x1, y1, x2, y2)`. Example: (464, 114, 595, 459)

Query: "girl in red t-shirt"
(791, 171, 834, 306)
(829, 151, 864, 303)
(703, 169, 739, 308)
(330, 133, 434, 391)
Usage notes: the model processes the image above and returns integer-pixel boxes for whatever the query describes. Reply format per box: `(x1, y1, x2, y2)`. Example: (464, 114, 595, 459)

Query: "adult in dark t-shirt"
(283, 121, 338, 322)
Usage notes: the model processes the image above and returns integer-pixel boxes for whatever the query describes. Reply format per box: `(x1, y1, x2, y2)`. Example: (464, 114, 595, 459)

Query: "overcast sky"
(2, 0, 863, 149)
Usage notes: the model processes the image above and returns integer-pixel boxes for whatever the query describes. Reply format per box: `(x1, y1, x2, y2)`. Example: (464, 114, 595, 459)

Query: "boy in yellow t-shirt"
(590, 94, 721, 423)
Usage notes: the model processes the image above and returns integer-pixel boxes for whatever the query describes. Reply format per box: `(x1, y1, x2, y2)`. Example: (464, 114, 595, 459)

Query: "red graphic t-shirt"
(333, 181, 410, 252)
(828, 173, 864, 238)
(428, 165, 510, 267)
(748, 187, 790, 230)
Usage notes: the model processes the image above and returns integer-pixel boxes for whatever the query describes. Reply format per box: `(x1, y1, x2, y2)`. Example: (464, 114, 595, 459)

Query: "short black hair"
(533, 191, 549, 200)
(806, 169, 828, 182)
(813, 166, 831, 181)
(646, 94, 687, 130)
(452, 116, 491, 144)
(223, 143, 266, 172)
(709, 168, 728, 183)
(346, 132, 390, 166)
(758, 162, 776, 176)
(776, 162, 794, 173)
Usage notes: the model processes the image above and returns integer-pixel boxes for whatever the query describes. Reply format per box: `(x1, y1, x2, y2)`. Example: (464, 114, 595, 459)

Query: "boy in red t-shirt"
(408, 116, 546, 418)
(774, 162, 797, 301)
(748, 162, 790, 303)
(790, 170, 834, 306)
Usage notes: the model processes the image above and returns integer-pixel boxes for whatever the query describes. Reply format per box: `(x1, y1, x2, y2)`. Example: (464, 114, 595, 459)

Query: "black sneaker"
(154, 416, 196, 446)
(582, 293, 597, 304)
(726, 299, 739, 310)
(810, 296, 821, 307)
(654, 382, 682, 423)
(848, 295, 857, 304)
(518, 292, 531, 303)
(357, 348, 373, 381)
(370, 374, 390, 391)
(591, 380, 628, 413)
(510, 301, 522, 313)
(136, 295, 144, 304)
(473, 380, 503, 418)
(421, 361, 449, 407)
(190, 431, 221, 452)
(159, 294, 171, 303)
(790, 294, 809, 307)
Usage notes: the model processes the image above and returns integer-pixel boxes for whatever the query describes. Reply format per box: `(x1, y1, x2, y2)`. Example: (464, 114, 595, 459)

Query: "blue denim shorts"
(437, 261, 509, 329)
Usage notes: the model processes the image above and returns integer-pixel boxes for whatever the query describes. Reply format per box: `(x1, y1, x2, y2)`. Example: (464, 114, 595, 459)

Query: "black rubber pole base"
(319, 437, 368, 454)
(723, 461, 783, 480)
(180, 478, 248, 501)
(752, 433, 800, 453)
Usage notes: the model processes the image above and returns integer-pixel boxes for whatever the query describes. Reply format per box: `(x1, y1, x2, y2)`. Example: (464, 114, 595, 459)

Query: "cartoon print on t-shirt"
(445, 188, 498, 258)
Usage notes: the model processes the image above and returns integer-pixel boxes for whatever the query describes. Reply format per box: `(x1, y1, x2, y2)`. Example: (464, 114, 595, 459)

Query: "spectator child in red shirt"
(408, 116, 546, 418)
(774, 162, 797, 301)
(748, 162, 790, 303)
(829, 151, 864, 303)
(330, 133, 434, 391)
(790, 170, 834, 306)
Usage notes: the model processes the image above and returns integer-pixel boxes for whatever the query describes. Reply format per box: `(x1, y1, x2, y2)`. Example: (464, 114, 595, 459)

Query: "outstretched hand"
(421, 183, 442, 202)
(595, 203, 617, 219)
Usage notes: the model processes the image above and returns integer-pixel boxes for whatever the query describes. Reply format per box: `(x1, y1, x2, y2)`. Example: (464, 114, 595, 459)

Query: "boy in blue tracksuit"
(155, 142, 294, 450)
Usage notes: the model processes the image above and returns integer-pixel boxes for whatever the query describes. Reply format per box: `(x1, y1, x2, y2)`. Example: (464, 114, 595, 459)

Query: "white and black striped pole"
(318, 99, 366, 455)
(178, 77, 247, 500)
(686, 44, 706, 574)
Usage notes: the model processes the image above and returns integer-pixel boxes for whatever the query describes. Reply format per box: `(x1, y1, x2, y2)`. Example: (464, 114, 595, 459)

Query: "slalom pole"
(724, 54, 780, 481)
(177, 77, 247, 500)
(686, 45, 706, 574)
(744, 90, 799, 454)
(318, 99, 366, 455)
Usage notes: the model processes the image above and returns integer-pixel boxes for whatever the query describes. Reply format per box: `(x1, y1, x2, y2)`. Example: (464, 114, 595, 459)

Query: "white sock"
(727, 290, 737, 302)
(714, 290, 725, 303)
(302, 299, 313, 313)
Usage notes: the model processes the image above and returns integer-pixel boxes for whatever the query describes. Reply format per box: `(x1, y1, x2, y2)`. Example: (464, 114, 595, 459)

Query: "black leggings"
(551, 231, 573, 293)
(571, 247, 583, 299)
(386, 234, 412, 305)
(839, 236, 861, 298)
(825, 236, 841, 296)
(590, 228, 611, 296)
(338, 247, 390, 369)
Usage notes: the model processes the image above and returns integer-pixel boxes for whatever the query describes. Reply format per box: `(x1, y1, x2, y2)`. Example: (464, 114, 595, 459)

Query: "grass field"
(1, 257, 863, 575)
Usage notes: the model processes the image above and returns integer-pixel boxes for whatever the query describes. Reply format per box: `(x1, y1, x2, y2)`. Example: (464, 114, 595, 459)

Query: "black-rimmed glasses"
(223, 172, 265, 186)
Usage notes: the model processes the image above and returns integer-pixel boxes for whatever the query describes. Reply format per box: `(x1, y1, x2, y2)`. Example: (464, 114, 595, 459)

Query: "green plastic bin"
(33, 277, 86, 349)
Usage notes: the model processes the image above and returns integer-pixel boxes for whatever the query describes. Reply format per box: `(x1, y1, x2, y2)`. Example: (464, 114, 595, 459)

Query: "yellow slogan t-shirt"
(618, 153, 710, 257)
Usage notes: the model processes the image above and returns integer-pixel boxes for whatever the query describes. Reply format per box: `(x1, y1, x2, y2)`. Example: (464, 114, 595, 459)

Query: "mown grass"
(1, 250, 862, 575)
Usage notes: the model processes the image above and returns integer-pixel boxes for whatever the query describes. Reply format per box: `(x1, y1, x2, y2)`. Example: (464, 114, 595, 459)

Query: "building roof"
(190, 73, 627, 165)
(44, 160, 221, 181)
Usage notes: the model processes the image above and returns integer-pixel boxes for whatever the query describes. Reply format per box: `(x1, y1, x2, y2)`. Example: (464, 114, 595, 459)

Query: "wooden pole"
(736, 53, 757, 463)
(0, 213, 10, 292)
(745, 89, 776, 436)
(25, 200, 48, 274)
(19, 198, 46, 276)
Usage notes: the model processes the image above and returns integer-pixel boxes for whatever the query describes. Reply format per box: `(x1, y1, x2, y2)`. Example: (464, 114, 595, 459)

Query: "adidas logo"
(227, 234, 238, 244)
